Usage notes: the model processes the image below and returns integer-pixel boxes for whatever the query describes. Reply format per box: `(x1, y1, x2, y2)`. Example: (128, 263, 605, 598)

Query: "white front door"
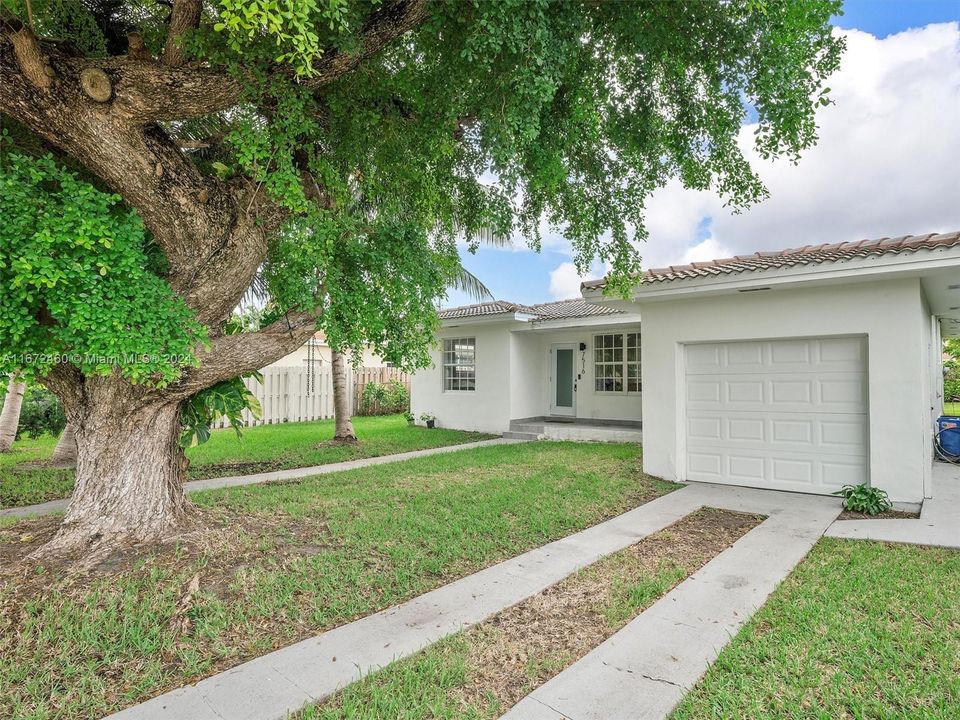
(550, 343, 576, 417)
(684, 337, 869, 495)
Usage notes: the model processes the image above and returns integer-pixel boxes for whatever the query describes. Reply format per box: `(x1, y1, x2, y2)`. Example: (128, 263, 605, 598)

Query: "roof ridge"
(580, 230, 960, 290)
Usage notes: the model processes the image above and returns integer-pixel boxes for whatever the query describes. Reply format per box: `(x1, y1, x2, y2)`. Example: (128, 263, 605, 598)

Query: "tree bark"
(30, 386, 190, 561)
(50, 422, 77, 467)
(0, 374, 26, 452)
(331, 350, 356, 441)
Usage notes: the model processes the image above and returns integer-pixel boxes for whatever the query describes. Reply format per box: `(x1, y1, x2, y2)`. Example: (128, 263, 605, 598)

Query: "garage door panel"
(687, 411, 867, 454)
(822, 460, 868, 487)
(684, 337, 868, 495)
(686, 373, 866, 414)
(685, 337, 865, 375)
(685, 449, 861, 493)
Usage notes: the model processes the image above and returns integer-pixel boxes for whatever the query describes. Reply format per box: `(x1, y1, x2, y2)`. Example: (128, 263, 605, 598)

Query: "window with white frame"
(594, 332, 641, 393)
(443, 337, 476, 391)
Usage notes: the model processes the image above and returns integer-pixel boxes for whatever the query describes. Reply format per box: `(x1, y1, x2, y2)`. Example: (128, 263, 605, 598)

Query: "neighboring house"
(264, 331, 388, 369)
(414, 231, 960, 506)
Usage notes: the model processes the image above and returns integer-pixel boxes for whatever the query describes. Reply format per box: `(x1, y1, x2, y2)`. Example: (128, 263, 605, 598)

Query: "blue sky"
(446, 0, 960, 308)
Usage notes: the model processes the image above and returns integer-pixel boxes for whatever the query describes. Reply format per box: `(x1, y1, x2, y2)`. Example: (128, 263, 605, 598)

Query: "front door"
(550, 343, 576, 417)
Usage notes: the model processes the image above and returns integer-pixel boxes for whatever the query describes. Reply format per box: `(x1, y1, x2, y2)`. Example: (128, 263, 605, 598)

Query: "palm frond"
(449, 266, 494, 302)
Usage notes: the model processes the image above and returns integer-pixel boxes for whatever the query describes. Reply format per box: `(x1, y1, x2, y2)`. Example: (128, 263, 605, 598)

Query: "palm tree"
(51, 423, 78, 467)
(331, 349, 356, 441)
(0, 374, 26, 453)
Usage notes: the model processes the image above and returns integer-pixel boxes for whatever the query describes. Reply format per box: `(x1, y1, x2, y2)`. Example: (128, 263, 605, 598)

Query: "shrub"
(17, 385, 67, 439)
(833, 483, 893, 515)
(359, 379, 410, 415)
(383, 379, 410, 412)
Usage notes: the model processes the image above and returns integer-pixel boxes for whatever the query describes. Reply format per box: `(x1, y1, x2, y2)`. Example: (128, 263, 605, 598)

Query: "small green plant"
(832, 483, 892, 515)
(403, 410, 415, 423)
(180, 372, 262, 447)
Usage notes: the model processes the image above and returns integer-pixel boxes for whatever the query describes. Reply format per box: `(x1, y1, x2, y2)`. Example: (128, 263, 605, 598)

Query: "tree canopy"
(2, 0, 844, 387)
(0, 0, 845, 557)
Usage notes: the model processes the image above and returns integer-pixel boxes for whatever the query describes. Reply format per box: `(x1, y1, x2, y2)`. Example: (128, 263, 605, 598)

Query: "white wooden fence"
(214, 366, 409, 428)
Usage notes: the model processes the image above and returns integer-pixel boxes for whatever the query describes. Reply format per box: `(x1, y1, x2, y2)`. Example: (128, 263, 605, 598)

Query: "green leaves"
(0, 144, 207, 385)
(832, 483, 893, 516)
(180, 373, 264, 448)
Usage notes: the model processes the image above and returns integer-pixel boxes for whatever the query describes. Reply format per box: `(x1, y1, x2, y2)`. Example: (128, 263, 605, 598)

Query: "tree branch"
(303, 0, 430, 90)
(169, 310, 321, 397)
(1, 9, 53, 89)
(162, 0, 202, 67)
(0, 41, 272, 327)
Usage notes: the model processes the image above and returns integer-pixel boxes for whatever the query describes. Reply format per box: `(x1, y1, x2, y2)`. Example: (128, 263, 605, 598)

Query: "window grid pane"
(443, 337, 476, 391)
(626, 332, 641, 393)
(594, 332, 640, 393)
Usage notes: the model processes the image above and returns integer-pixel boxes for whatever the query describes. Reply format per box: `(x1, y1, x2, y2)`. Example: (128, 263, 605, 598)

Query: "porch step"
(509, 423, 545, 434)
(502, 431, 541, 440)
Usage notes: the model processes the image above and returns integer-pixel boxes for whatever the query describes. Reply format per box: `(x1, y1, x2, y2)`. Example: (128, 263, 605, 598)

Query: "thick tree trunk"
(0, 374, 26, 452)
(30, 391, 190, 561)
(50, 422, 78, 467)
(331, 350, 356, 441)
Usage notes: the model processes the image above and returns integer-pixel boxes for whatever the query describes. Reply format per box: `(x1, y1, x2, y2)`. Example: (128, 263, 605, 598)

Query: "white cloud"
(548, 261, 602, 300)
(680, 237, 734, 266)
(639, 22, 960, 268)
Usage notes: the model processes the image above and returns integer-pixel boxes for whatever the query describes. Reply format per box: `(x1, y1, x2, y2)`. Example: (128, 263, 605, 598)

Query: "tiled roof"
(438, 298, 624, 322)
(582, 231, 960, 289)
(530, 298, 624, 321)
(438, 300, 537, 320)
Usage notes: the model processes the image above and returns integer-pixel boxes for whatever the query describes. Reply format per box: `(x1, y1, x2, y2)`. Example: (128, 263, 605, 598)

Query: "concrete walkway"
(501, 485, 840, 720)
(0, 438, 523, 520)
(104, 483, 841, 720)
(825, 461, 960, 549)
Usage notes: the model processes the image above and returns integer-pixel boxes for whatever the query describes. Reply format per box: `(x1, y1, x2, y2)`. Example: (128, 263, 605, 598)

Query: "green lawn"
(304, 508, 761, 720)
(1, 441, 675, 720)
(944, 401, 960, 416)
(0, 414, 493, 508)
(672, 538, 960, 719)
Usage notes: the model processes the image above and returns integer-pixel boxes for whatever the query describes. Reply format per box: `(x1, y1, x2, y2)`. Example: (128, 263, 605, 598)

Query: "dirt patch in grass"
(459, 508, 762, 714)
(310, 508, 763, 719)
(837, 508, 920, 520)
(0, 507, 332, 595)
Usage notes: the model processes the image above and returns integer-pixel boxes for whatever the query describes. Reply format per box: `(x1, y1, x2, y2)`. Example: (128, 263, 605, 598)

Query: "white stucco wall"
(509, 332, 543, 420)
(410, 321, 644, 433)
(410, 322, 514, 433)
(638, 277, 932, 503)
(519, 327, 642, 422)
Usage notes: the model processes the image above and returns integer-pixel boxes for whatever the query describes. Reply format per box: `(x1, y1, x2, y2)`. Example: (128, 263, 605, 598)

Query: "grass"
(0, 441, 676, 720)
(944, 401, 960, 416)
(304, 508, 761, 720)
(0, 414, 493, 508)
(672, 538, 960, 720)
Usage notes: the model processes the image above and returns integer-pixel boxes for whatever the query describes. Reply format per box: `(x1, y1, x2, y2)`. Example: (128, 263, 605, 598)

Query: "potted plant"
(403, 410, 415, 426)
(419, 412, 436, 429)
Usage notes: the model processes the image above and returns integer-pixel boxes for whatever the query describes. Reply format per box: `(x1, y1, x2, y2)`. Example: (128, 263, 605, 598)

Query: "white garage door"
(684, 337, 868, 494)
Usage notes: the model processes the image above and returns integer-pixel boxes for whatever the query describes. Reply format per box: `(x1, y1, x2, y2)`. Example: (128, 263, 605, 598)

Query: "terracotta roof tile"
(529, 298, 624, 321)
(437, 300, 537, 320)
(438, 298, 624, 322)
(581, 231, 960, 289)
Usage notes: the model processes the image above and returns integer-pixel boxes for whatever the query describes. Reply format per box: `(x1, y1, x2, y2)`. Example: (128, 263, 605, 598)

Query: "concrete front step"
(508, 423, 545, 434)
(502, 431, 541, 440)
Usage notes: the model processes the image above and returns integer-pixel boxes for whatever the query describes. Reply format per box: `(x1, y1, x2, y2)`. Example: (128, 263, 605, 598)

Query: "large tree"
(0, 0, 843, 560)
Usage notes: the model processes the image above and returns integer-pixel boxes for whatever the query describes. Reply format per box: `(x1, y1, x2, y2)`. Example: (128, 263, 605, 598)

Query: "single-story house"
(412, 231, 960, 505)
(411, 299, 645, 441)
